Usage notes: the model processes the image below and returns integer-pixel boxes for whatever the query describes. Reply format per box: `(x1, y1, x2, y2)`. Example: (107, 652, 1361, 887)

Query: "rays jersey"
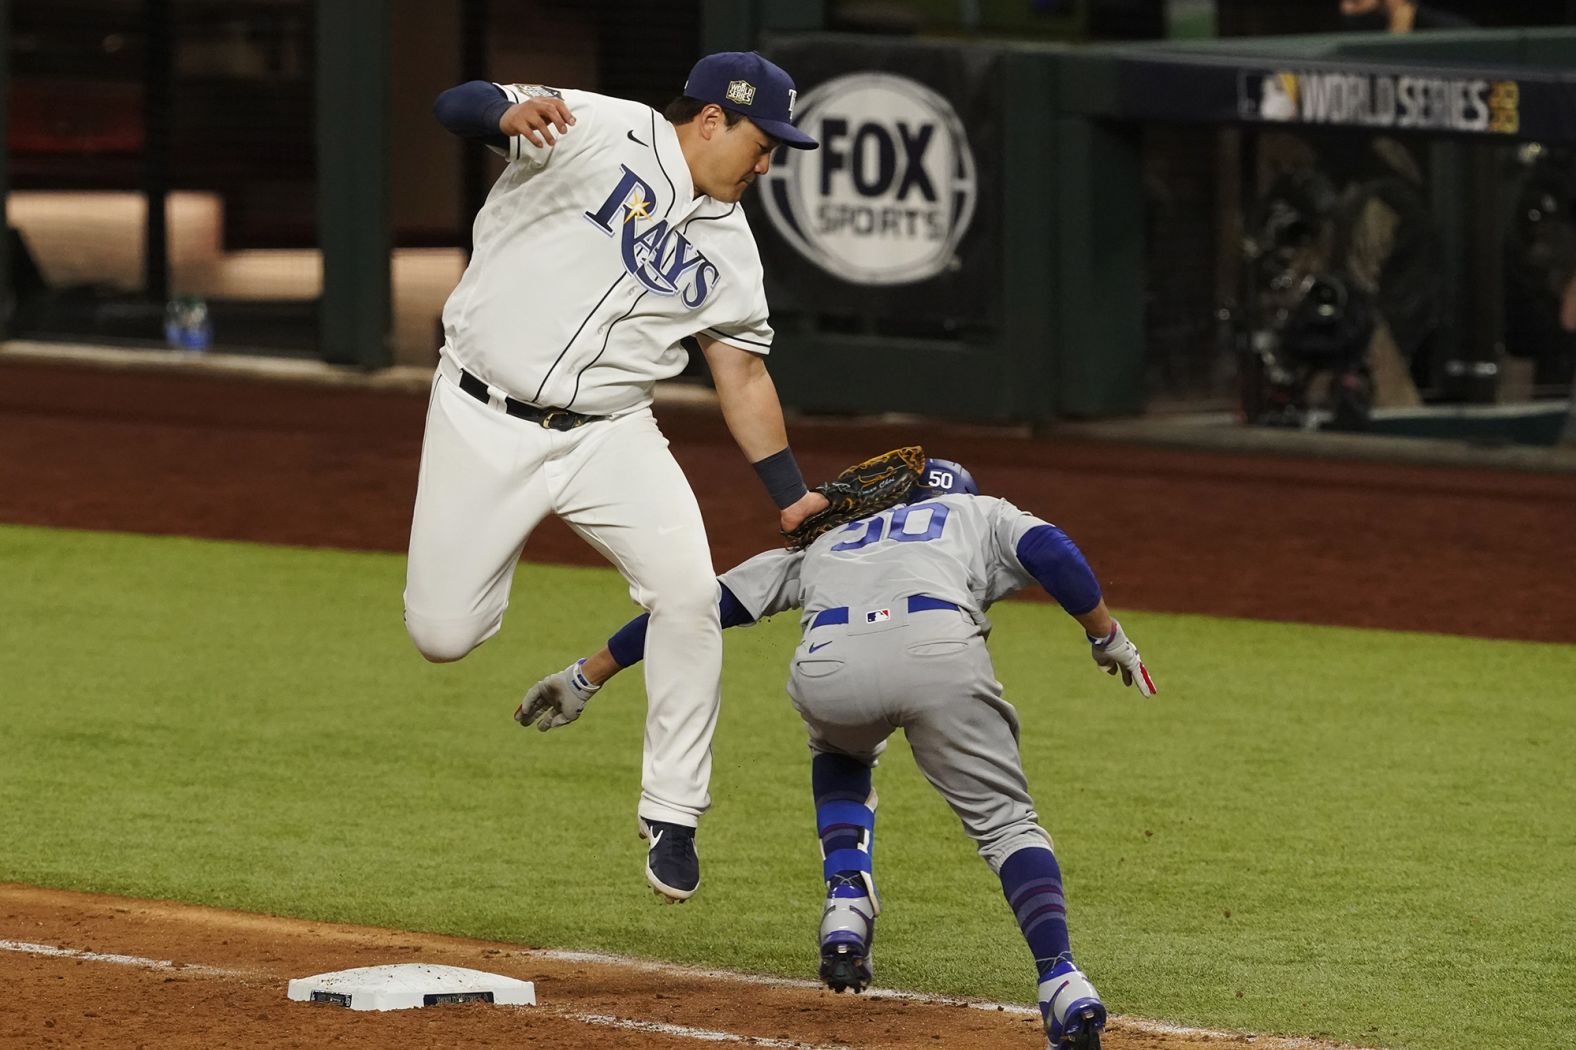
(719, 495, 1051, 634)
(441, 86, 774, 416)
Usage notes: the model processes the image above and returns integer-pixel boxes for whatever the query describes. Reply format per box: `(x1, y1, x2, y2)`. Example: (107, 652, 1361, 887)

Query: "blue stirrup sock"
(999, 845, 1075, 980)
(812, 752, 878, 904)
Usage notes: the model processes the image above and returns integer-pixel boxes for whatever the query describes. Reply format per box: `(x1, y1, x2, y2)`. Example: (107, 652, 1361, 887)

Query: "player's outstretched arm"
(514, 584, 762, 732)
(1013, 523, 1156, 697)
(514, 651, 617, 731)
(698, 337, 829, 533)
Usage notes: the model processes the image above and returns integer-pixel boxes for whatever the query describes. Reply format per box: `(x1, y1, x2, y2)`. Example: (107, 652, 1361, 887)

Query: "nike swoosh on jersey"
(627, 129, 647, 147)
(808, 641, 833, 654)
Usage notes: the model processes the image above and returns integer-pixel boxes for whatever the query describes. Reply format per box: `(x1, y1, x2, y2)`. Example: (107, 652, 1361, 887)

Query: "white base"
(286, 963, 536, 1011)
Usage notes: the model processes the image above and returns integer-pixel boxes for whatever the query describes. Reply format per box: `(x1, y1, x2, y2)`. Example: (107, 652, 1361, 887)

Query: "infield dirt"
(4, 884, 1330, 1050)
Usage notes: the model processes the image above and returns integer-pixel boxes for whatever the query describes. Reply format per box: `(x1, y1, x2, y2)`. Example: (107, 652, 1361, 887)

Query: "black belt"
(810, 595, 960, 629)
(457, 368, 602, 431)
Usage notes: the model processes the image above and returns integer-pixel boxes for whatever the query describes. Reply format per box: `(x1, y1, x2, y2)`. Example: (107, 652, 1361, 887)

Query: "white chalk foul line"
(0, 939, 842, 1048)
(2, 938, 1376, 1050)
(527, 947, 1380, 1050)
(532, 947, 1035, 1014)
(0, 939, 242, 977)
(563, 1012, 850, 1049)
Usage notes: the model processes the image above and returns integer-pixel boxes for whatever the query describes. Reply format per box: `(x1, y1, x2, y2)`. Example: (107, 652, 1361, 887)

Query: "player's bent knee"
(406, 624, 477, 663)
(976, 825, 1055, 874)
(646, 576, 721, 620)
(403, 608, 501, 663)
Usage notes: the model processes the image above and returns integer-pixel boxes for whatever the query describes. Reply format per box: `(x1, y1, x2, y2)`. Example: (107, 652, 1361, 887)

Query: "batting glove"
(1089, 620, 1157, 698)
(515, 659, 600, 732)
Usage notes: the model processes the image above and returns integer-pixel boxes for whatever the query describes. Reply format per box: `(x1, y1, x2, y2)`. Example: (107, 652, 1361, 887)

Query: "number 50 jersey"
(720, 495, 1055, 635)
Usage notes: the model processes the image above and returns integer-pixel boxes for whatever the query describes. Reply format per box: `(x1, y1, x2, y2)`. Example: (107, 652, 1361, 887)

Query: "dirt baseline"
(3, 884, 1337, 1050)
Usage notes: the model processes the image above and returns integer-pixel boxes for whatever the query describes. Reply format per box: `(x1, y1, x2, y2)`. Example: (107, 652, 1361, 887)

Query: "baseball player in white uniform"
(516, 458, 1156, 1050)
(405, 52, 825, 902)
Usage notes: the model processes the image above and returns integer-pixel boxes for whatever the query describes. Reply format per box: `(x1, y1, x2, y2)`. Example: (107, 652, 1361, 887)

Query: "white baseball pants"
(404, 363, 721, 827)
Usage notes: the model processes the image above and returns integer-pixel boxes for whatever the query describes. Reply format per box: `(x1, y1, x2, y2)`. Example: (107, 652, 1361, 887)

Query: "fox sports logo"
(760, 72, 977, 285)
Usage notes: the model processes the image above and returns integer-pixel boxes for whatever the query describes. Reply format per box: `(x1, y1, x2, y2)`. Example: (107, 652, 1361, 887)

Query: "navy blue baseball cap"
(683, 51, 818, 150)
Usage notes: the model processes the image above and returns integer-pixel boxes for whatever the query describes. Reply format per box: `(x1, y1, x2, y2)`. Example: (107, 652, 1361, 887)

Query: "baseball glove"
(783, 445, 926, 551)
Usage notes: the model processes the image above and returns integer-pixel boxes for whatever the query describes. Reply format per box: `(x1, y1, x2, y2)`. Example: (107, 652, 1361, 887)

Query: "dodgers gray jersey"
(442, 87, 774, 416)
(720, 495, 1049, 633)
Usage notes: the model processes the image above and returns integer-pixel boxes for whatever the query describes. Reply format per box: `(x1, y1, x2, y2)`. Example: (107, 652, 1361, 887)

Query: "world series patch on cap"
(684, 51, 818, 149)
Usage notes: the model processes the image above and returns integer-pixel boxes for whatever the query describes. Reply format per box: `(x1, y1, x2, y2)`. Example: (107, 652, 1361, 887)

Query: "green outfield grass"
(2, 524, 1573, 1049)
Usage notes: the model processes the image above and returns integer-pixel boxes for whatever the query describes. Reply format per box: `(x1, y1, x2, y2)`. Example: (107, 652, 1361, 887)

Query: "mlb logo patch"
(725, 79, 756, 106)
(509, 83, 564, 100)
(864, 608, 891, 625)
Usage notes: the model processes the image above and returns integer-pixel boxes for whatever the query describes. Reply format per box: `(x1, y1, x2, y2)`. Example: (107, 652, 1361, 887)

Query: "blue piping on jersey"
(704, 326, 769, 349)
(530, 271, 627, 404)
(546, 108, 684, 407)
(1015, 524, 1102, 616)
(567, 290, 649, 410)
(432, 79, 635, 405)
(649, 108, 676, 214)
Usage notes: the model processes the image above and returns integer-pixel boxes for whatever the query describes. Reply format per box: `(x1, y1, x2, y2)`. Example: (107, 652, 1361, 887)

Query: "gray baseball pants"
(786, 600, 1053, 871)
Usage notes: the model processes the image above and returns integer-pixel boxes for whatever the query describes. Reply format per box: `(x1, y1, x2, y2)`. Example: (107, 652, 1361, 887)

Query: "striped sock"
(999, 845, 1073, 980)
(812, 752, 873, 880)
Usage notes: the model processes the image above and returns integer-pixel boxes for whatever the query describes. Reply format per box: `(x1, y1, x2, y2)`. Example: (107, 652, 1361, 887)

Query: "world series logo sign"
(1237, 68, 1520, 135)
(760, 72, 978, 286)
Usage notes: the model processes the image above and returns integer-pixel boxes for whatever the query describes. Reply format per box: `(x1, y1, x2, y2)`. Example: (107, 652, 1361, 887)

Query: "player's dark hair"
(663, 96, 748, 128)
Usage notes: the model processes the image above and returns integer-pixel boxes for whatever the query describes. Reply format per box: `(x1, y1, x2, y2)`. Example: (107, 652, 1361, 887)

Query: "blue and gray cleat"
(817, 875, 876, 993)
(1039, 964, 1106, 1049)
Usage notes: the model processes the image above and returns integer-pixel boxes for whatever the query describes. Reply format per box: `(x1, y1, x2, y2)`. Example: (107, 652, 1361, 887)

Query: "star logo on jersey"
(623, 192, 651, 224)
(583, 165, 721, 307)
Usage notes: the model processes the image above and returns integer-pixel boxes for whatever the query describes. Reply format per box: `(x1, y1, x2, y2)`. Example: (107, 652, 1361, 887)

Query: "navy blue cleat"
(639, 818, 699, 902)
(1039, 964, 1106, 1049)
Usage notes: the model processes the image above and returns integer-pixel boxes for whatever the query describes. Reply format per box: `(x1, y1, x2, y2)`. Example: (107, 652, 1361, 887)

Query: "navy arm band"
(433, 80, 512, 147)
(607, 584, 755, 668)
(752, 447, 809, 510)
(1015, 524, 1102, 616)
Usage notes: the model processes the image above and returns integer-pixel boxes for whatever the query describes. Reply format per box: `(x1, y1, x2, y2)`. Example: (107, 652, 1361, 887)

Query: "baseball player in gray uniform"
(406, 52, 825, 903)
(517, 458, 1156, 1050)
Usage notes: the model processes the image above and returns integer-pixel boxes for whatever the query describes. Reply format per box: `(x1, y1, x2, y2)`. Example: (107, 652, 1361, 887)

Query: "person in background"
(1338, 0, 1475, 32)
